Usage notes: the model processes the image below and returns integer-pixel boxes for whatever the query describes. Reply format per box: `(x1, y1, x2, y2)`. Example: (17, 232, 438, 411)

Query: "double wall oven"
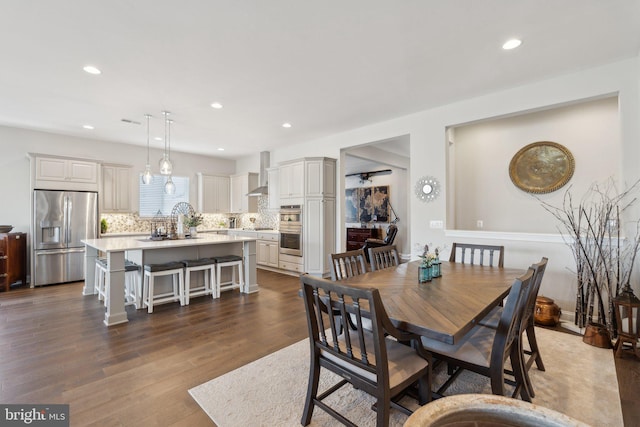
(279, 205, 302, 257)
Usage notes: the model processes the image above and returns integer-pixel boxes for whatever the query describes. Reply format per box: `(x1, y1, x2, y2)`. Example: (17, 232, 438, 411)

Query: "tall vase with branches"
(540, 178, 640, 337)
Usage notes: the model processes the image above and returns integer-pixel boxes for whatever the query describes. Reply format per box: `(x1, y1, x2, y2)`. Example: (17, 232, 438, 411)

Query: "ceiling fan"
(345, 169, 392, 183)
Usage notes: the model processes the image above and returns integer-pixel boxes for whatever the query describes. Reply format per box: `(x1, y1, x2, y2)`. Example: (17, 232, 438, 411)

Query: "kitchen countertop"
(83, 233, 257, 252)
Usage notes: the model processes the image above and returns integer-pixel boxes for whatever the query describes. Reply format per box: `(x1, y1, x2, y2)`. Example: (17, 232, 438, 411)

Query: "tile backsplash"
(101, 196, 279, 234)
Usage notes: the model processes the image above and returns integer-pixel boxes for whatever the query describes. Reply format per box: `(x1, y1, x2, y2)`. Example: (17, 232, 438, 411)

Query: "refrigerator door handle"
(65, 196, 71, 245)
(36, 248, 86, 256)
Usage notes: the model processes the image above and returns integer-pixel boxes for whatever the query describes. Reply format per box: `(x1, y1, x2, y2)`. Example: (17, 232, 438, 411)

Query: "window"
(139, 175, 190, 217)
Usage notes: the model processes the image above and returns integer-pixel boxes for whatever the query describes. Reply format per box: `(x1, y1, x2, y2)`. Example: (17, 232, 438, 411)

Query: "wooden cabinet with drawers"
(0, 232, 27, 291)
(346, 227, 381, 251)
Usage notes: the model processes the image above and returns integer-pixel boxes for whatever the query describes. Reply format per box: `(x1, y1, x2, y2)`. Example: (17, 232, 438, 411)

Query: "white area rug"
(189, 327, 622, 427)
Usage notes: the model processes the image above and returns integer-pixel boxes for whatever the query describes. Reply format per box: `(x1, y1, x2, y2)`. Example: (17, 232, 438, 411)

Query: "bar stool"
(213, 255, 244, 297)
(142, 261, 185, 313)
(94, 258, 108, 302)
(94, 259, 142, 308)
(124, 261, 142, 308)
(182, 258, 216, 305)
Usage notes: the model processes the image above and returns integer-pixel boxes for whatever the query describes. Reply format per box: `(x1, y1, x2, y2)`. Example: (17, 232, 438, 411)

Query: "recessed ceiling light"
(83, 65, 101, 75)
(217, 148, 225, 151)
(282, 123, 292, 128)
(502, 39, 522, 50)
(154, 137, 163, 141)
(82, 125, 94, 130)
(211, 102, 223, 109)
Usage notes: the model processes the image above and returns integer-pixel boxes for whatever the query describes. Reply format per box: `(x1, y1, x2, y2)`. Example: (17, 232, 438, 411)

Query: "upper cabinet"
(267, 167, 280, 210)
(279, 160, 304, 203)
(278, 158, 336, 205)
(197, 173, 230, 214)
(32, 154, 99, 191)
(230, 173, 258, 213)
(305, 158, 336, 198)
(101, 164, 132, 213)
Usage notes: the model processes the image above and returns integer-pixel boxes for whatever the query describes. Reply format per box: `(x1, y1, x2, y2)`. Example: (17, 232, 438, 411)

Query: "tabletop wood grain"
(342, 261, 525, 344)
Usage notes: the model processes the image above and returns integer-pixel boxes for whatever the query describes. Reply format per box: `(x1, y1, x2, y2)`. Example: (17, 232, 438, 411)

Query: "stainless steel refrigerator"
(32, 190, 98, 286)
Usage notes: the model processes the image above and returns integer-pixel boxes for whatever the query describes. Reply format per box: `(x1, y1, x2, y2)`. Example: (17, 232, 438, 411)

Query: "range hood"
(247, 151, 270, 196)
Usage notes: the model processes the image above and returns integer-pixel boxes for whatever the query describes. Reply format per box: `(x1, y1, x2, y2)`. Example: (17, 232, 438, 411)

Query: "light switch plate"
(430, 220, 443, 229)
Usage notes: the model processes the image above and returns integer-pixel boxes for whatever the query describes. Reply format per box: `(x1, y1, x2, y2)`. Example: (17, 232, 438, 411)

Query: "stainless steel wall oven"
(279, 205, 302, 257)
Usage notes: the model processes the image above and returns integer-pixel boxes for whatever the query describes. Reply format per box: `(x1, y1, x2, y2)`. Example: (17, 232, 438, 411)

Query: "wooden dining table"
(341, 260, 525, 344)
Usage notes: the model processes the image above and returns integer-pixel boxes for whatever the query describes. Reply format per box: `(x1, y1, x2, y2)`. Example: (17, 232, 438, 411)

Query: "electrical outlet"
(477, 220, 483, 229)
(429, 220, 443, 229)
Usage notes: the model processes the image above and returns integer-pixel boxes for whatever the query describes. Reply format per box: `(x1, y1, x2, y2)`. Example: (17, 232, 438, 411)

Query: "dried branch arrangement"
(539, 178, 640, 336)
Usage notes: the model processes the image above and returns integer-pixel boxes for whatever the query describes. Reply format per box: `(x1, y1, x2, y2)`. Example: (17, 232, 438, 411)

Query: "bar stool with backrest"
(142, 261, 185, 313)
(213, 255, 244, 297)
(449, 242, 505, 267)
(182, 258, 216, 305)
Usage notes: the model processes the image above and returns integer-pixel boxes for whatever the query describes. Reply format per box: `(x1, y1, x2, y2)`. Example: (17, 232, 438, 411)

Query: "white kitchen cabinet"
(197, 173, 230, 213)
(32, 154, 99, 191)
(278, 160, 304, 203)
(230, 173, 259, 213)
(101, 164, 132, 213)
(257, 232, 279, 268)
(267, 167, 280, 210)
(305, 158, 336, 198)
(304, 197, 336, 276)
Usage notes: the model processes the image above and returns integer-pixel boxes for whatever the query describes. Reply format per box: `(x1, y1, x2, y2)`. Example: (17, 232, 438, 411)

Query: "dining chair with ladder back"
(478, 257, 548, 398)
(300, 274, 432, 427)
(368, 245, 400, 272)
(449, 243, 504, 268)
(420, 267, 534, 402)
(330, 249, 368, 280)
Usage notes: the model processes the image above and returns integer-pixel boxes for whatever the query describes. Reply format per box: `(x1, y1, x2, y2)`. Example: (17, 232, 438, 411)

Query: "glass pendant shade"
(141, 113, 154, 184)
(164, 176, 176, 194)
(159, 154, 173, 175)
(159, 112, 173, 175)
(142, 165, 153, 184)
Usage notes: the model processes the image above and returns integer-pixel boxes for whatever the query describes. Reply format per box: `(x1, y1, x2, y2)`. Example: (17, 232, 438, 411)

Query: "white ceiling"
(1, 1, 639, 159)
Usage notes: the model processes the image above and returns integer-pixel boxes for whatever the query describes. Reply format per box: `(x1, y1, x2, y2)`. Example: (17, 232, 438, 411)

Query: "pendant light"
(163, 118, 176, 194)
(141, 114, 153, 184)
(158, 111, 173, 175)
(164, 175, 176, 195)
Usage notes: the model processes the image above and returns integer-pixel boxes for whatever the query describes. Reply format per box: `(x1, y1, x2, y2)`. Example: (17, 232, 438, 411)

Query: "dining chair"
(478, 257, 548, 397)
(449, 242, 504, 268)
(420, 267, 534, 402)
(362, 224, 398, 262)
(330, 249, 368, 280)
(300, 274, 432, 427)
(368, 245, 400, 272)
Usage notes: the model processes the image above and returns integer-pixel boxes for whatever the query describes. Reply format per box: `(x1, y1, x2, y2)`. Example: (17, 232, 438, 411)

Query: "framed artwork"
(346, 185, 390, 223)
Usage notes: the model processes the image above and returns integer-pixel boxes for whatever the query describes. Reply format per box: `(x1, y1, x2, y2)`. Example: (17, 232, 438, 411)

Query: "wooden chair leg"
(301, 357, 320, 426)
(526, 323, 545, 371)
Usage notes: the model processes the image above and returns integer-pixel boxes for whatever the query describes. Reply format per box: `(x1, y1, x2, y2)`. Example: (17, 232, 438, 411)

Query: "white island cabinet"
(82, 234, 258, 326)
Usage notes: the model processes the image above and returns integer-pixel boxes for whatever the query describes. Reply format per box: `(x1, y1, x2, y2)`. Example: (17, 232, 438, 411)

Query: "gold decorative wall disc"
(509, 141, 574, 194)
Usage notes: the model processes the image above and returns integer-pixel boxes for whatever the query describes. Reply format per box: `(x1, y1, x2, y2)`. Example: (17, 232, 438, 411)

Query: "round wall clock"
(415, 176, 440, 202)
(509, 141, 575, 194)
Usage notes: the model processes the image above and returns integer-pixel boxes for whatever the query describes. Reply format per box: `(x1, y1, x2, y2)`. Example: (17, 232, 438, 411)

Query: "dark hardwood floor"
(0, 270, 638, 426)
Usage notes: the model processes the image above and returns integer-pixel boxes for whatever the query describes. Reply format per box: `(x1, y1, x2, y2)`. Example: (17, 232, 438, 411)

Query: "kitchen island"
(82, 234, 258, 326)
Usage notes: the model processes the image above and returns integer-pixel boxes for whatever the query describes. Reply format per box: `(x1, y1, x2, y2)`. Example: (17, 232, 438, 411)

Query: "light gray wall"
(451, 96, 620, 233)
(263, 56, 640, 320)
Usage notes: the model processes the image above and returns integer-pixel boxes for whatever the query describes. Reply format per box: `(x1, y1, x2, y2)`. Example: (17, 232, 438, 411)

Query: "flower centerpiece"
(418, 244, 438, 283)
(184, 213, 203, 236)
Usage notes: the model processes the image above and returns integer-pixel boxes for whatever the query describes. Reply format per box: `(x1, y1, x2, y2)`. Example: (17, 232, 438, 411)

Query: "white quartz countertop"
(83, 233, 256, 252)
